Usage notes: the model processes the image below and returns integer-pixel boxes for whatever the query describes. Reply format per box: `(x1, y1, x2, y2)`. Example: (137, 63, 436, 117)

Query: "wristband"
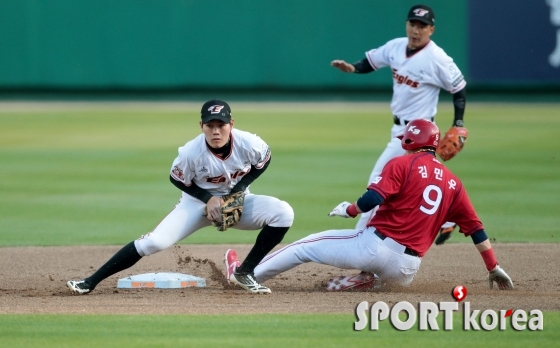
(346, 204, 359, 218)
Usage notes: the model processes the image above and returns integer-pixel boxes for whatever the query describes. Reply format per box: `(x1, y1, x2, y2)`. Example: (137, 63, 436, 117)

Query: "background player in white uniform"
(331, 4, 466, 242)
(226, 120, 513, 292)
(67, 99, 294, 295)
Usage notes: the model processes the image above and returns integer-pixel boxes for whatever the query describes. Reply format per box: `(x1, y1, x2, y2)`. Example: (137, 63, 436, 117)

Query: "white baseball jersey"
(135, 128, 293, 257)
(366, 38, 466, 122)
(170, 128, 271, 196)
(354, 38, 465, 231)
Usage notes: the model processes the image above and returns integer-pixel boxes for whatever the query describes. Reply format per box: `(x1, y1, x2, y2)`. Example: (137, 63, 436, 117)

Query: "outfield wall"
(0, 0, 558, 92)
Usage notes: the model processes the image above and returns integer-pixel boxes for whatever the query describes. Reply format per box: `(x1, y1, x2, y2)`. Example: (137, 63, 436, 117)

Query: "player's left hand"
(216, 191, 245, 232)
(487, 265, 514, 290)
(328, 201, 352, 218)
(436, 126, 468, 161)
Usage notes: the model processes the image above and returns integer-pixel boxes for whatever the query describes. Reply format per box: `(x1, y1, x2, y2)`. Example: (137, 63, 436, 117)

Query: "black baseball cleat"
(229, 272, 271, 294)
(435, 224, 457, 245)
(67, 279, 92, 294)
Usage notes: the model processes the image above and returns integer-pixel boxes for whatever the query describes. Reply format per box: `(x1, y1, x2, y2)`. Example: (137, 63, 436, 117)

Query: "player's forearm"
(352, 58, 375, 74)
(471, 230, 498, 271)
(169, 176, 213, 203)
(356, 189, 384, 212)
(452, 88, 466, 127)
(345, 189, 384, 217)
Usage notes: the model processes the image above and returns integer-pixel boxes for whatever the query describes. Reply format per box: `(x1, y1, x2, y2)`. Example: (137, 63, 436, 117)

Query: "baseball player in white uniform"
(331, 4, 466, 243)
(67, 99, 294, 295)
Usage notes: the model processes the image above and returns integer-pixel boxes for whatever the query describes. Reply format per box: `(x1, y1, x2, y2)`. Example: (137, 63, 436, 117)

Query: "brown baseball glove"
(211, 191, 245, 232)
(436, 126, 468, 161)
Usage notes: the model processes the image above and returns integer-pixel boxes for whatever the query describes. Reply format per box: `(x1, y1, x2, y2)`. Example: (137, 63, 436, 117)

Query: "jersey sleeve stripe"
(254, 148, 271, 169)
(450, 80, 467, 94)
(170, 173, 180, 181)
(365, 51, 379, 70)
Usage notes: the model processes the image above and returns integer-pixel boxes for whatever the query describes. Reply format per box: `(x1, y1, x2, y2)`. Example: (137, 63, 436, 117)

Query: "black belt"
(374, 230, 419, 257)
(393, 116, 434, 126)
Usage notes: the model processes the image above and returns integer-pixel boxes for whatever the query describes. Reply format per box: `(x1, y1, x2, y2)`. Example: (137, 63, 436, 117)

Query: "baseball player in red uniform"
(226, 119, 513, 292)
(67, 100, 294, 295)
(331, 4, 465, 243)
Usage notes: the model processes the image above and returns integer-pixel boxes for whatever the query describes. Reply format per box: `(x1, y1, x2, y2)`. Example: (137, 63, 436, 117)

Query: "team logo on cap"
(208, 105, 225, 114)
(413, 8, 429, 17)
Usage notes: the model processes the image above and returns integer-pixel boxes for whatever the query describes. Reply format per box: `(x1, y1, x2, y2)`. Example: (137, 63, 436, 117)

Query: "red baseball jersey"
(367, 152, 483, 256)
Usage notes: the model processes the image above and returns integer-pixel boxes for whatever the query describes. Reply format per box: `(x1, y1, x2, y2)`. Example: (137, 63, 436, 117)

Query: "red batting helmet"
(400, 119, 440, 150)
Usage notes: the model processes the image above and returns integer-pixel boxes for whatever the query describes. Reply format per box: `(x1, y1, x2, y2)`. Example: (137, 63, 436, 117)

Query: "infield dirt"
(1, 243, 558, 314)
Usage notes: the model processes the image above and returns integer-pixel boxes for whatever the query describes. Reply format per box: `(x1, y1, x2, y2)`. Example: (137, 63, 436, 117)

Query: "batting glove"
(488, 265, 514, 290)
(328, 201, 352, 218)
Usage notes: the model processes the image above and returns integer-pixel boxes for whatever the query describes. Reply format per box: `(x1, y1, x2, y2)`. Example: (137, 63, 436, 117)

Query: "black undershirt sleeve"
(356, 189, 385, 213)
(452, 88, 466, 127)
(231, 156, 270, 193)
(170, 176, 213, 203)
(352, 58, 375, 74)
(470, 229, 488, 244)
(168, 156, 271, 202)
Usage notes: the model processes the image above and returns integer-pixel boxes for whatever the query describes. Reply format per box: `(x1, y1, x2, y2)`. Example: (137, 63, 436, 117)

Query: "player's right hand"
(205, 196, 224, 223)
(330, 60, 355, 73)
(328, 201, 352, 218)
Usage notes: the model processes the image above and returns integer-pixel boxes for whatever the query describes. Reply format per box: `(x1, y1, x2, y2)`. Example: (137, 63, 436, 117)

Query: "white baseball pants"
(135, 192, 294, 256)
(254, 226, 422, 287)
(355, 125, 406, 230)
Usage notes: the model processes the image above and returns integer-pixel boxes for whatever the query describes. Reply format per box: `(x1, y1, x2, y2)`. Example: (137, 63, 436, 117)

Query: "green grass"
(1, 102, 559, 346)
(1, 313, 558, 348)
(1, 103, 559, 245)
